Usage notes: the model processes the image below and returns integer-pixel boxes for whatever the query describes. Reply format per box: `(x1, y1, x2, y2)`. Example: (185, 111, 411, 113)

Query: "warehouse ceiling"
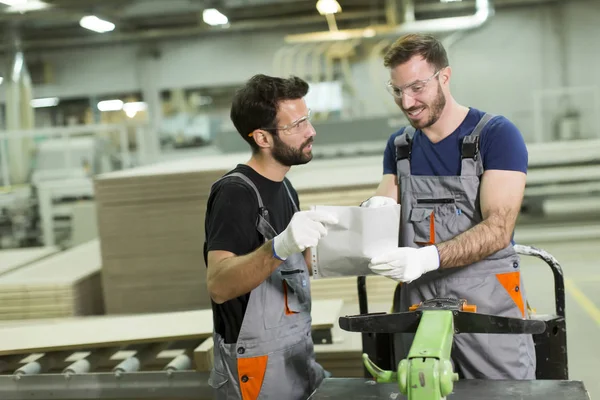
(0, 0, 565, 51)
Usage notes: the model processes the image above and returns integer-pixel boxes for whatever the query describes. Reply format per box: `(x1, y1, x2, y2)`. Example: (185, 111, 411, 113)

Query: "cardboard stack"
(0, 240, 103, 320)
(93, 157, 239, 315)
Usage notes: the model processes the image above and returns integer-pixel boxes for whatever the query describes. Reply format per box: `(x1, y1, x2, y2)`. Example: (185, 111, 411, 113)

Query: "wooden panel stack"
(0, 240, 103, 320)
(0, 246, 60, 277)
(94, 163, 231, 315)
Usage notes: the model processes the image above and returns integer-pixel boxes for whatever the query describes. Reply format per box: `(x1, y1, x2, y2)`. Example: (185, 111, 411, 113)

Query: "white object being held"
(360, 196, 397, 208)
(368, 245, 440, 283)
(273, 210, 339, 261)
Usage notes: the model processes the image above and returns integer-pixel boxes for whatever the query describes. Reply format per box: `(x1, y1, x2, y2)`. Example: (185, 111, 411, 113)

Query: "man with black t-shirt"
(203, 74, 338, 400)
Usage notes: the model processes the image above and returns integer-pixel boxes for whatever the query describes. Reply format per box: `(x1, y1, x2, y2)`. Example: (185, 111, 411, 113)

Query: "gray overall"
(393, 114, 536, 380)
(207, 172, 325, 400)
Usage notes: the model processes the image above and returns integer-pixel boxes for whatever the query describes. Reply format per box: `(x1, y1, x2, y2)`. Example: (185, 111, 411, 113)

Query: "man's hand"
(360, 196, 397, 208)
(368, 246, 440, 282)
(273, 210, 338, 261)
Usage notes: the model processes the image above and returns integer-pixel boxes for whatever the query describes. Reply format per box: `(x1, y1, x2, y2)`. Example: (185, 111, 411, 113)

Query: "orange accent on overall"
(428, 211, 435, 244)
(282, 281, 296, 315)
(496, 271, 525, 318)
(415, 211, 436, 246)
(238, 355, 268, 400)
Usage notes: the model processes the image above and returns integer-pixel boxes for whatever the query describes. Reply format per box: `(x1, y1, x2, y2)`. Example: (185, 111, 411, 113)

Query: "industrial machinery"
(308, 244, 588, 400)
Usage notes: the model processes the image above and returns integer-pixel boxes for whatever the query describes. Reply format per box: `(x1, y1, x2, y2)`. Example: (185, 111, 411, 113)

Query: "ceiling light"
(79, 15, 115, 33)
(97, 99, 123, 112)
(2, 0, 50, 12)
(0, 77, 3, 85)
(316, 0, 341, 15)
(0, 0, 27, 6)
(202, 8, 228, 26)
(123, 101, 147, 118)
(31, 97, 59, 108)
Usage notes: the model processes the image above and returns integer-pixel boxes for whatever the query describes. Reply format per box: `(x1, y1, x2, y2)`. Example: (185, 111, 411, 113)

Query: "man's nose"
(306, 122, 316, 138)
(401, 93, 417, 110)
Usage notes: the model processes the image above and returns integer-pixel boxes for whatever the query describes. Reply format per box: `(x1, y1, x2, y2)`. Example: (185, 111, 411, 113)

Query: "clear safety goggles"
(250, 109, 313, 137)
(386, 70, 441, 99)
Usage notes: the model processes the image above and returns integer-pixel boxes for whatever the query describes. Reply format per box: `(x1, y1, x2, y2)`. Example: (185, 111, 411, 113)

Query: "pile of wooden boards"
(93, 157, 237, 315)
(0, 240, 103, 320)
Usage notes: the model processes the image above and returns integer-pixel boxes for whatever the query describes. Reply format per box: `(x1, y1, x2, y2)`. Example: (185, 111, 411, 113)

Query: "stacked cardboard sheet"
(0, 240, 103, 321)
(94, 157, 237, 315)
(0, 246, 60, 277)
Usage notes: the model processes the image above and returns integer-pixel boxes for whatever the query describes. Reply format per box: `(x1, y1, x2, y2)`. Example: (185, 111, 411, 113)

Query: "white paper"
(310, 204, 401, 279)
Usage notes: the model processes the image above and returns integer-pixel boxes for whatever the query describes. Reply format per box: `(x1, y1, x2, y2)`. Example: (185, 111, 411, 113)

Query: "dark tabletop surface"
(308, 378, 590, 400)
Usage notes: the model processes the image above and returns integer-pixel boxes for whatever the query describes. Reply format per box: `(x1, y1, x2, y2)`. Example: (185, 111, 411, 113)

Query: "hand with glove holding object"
(273, 210, 339, 261)
(360, 196, 397, 208)
(368, 245, 440, 283)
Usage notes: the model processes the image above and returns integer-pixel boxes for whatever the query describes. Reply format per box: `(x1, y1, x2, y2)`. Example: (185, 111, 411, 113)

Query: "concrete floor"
(515, 238, 600, 399)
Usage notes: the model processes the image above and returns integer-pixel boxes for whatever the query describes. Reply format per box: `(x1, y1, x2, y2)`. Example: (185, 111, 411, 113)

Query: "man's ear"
(250, 129, 272, 149)
(440, 66, 451, 86)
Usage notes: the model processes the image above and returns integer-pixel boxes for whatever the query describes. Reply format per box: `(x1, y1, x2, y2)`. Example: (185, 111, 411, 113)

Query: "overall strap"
(282, 179, 299, 213)
(394, 126, 416, 180)
(461, 113, 494, 177)
(211, 172, 277, 240)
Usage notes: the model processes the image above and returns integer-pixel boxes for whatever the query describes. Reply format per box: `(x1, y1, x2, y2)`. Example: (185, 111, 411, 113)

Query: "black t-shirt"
(203, 164, 300, 344)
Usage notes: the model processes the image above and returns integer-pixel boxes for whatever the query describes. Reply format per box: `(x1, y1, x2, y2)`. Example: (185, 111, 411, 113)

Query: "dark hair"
(383, 33, 449, 71)
(230, 74, 309, 152)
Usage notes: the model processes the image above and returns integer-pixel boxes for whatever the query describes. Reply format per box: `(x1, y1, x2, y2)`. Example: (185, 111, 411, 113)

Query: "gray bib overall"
(207, 172, 325, 400)
(393, 114, 536, 380)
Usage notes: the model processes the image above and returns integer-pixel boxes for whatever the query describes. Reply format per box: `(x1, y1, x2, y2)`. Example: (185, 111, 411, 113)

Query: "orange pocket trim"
(238, 355, 268, 400)
(428, 211, 435, 244)
(415, 211, 436, 246)
(496, 271, 525, 318)
(282, 281, 296, 315)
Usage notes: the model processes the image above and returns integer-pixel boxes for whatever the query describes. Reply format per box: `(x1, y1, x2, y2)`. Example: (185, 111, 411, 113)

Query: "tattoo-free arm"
(436, 170, 526, 268)
(374, 174, 399, 202)
(207, 242, 282, 304)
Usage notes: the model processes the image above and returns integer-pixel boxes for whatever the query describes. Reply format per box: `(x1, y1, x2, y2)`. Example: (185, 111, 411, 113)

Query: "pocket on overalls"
(280, 269, 310, 314)
(410, 207, 435, 245)
(410, 200, 462, 245)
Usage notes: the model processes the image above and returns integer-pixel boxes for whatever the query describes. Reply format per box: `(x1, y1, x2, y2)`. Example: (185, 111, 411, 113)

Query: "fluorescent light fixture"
(0, 77, 3, 85)
(0, 0, 27, 6)
(79, 15, 115, 33)
(202, 8, 228, 26)
(123, 101, 147, 118)
(97, 99, 123, 112)
(3, 0, 50, 12)
(31, 97, 59, 108)
(316, 0, 341, 15)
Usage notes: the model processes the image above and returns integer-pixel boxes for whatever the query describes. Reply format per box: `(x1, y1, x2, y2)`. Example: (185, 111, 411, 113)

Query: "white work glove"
(360, 196, 397, 208)
(273, 210, 338, 261)
(368, 246, 440, 283)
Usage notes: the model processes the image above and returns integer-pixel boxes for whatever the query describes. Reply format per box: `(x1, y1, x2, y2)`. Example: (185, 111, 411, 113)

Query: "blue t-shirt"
(383, 108, 528, 176)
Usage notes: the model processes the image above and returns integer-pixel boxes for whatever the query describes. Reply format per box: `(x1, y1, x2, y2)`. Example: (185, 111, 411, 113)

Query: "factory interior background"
(0, 0, 598, 398)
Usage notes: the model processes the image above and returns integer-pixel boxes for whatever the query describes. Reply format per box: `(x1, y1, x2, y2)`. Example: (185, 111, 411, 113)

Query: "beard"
(271, 134, 314, 167)
(403, 83, 446, 130)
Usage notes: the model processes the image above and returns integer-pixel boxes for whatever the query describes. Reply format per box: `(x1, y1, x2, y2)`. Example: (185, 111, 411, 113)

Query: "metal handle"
(514, 244, 565, 318)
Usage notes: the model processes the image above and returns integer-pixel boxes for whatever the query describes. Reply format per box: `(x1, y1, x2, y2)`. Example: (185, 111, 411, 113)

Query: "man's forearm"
(208, 241, 282, 304)
(435, 213, 512, 269)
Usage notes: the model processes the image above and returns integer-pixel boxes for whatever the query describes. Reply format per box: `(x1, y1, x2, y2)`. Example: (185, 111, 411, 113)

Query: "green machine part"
(362, 310, 459, 400)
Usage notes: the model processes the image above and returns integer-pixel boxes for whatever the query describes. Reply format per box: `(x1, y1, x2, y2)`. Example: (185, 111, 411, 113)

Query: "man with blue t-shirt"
(361, 33, 536, 380)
